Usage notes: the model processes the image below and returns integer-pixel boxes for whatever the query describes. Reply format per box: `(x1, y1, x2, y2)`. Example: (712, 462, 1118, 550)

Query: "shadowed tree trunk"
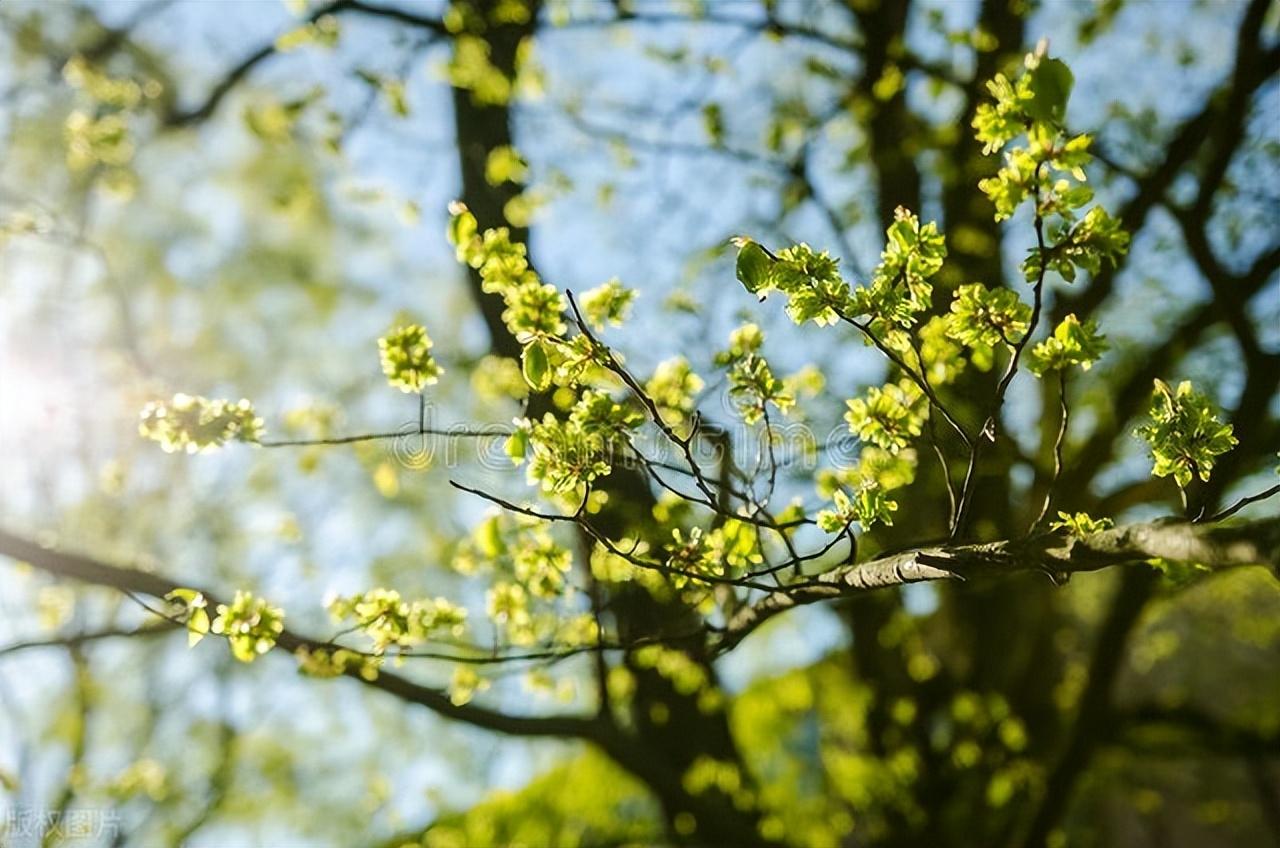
(447, 3, 772, 843)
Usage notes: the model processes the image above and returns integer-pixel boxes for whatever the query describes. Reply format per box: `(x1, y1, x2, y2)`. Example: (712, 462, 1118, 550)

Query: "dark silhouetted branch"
(718, 515, 1280, 653)
(166, 0, 445, 127)
(0, 529, 609, 742)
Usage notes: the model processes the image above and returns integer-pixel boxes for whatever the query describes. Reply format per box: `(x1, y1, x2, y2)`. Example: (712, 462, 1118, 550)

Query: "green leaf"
(1135, 379, 1237, 488)
(474, 514, 506, 558)
(714, 325, 794, 425)
(522, 339, 551, 392)
(504, 427, 529, 465)
(328, 590, 466, 653)
(818, 482, 898, 532)
(211, 591, 285, 664)
(188, 607, 210, 647)
(485, 145, 529, 186)
(771, 243, 848, 326)
(1025, 57, 1073, 123)
(702, 102, 725, 146)
(735, 239, 773, 299)
(446, 201, 478, 259)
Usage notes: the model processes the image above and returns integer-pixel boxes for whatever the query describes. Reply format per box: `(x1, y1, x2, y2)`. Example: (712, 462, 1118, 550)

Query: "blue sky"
(0, 1, 1275, 843)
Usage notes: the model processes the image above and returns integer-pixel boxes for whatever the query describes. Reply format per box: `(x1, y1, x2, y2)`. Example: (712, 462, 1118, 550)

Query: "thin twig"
(953, 161, 1050, 539)
(1206, 483, 1280, 523)
(0, 622, 176, 658)
(566, 290, 719, 503)
(834, 305, 972, 448)
(259, 425, 506, 448)
(449, 480, 782, 591)
(1033, 370, 1070, 531)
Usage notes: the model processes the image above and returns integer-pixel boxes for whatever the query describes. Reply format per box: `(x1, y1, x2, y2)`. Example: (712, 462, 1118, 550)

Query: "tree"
(1, 1, 1277, 846)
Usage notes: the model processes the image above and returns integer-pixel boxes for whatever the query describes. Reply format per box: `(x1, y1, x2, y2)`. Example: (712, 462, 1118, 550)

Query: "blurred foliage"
(0, 1, 1277, 847)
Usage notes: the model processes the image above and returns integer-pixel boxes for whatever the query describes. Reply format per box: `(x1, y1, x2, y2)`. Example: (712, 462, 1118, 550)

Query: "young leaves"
(166, 589, 210, 647)
(973, 45, 1130, 292)
(170, 589, 284, 661)
(735, 207, 945, 335)
(1048, 511, 1114, 537)
(140, 394, 263, 453)
(815, 446, 915, 533)
(1026, 315, 1107, 376)
(1136, 380, 1237, 488)
(379, 324, 443, 393)
(484, 145, 529, 186)
(447, 202, 566, 342)
(518, 391, 643, 494)
(662, 521, 764, 586)
(946, 283, 1032, 351)
(877, 208, 947, 309)
(1051, 206, 1129, 277)
(973, 47, 1073, 156)
(645, 357, 705, 428)
(853, 208, 947, 329)
(844, 382, 927, 454)
(714, 324, 794, 425)
(328, 589, 467, 653)
(816, 484, 898, 532)
(731, 239, 849, 326)
(579, 278, 637, 330)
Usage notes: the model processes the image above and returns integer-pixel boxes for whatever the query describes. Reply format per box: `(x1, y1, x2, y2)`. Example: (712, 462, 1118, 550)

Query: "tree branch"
(717, 515, 1280, 653)
(1055, 0, 1278, 326)
(0, 622, 176, 658)
(0, 529, 609, 742)
(1055, 242, 1276, 505)
(165, 0, 445, 127)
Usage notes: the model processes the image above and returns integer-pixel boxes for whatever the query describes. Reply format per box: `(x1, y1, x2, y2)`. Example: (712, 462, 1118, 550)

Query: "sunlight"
(0, 3, 1274, 844)
(0, 346, 69, 462)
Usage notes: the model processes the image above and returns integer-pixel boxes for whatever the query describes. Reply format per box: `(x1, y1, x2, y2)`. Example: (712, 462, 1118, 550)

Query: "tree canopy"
(0, 1, 1278, 847)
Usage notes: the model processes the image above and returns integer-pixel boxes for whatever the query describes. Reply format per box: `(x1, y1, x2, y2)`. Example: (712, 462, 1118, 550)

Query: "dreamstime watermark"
(381, 402, 863, 475)
(2, 806, 120, 844)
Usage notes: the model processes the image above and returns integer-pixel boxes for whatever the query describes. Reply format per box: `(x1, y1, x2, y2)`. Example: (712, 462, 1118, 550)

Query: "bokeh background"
(1, 1, 1277, 846)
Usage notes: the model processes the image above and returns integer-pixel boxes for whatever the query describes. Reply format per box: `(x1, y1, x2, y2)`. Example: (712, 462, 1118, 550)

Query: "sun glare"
(0, 347, 70, 464)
